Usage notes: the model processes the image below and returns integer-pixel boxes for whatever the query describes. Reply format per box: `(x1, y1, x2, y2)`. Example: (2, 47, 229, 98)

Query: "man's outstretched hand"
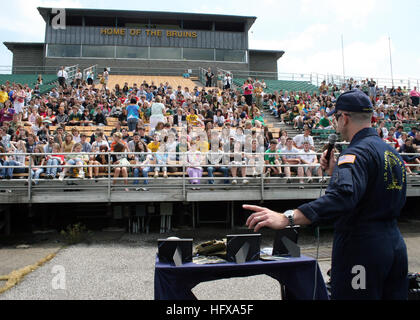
(243, 205, 289, 233)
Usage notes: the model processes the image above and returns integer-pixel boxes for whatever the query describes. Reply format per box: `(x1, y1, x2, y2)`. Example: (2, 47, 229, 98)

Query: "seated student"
(91, 145, 110, 180)
(264, 139, 284, 177)
(245, 137, 265, 177)
(80, 109, 93, 127)
(399, 137, 420, 173)
(173, 108, 187, 127)
(186, 140, 203, 189)
(299, 141, 322, 183)
(68, 106, 83, 126)
(111, 142, 130, 192)
(45, 143, 64, 179)
(61, 134, 75, 154)
(133, 140, 153, 191)
(29, 145, 46, 185)
(59, 143, 89, 181)
(1, 140, 27, 179)
(94, 107, 107, 126)
(91, 132, 110, 153)
(110, 132, 128, 152)
(153, 137, 169, 179)
(281, 137, 305, 187)
(206, 141, 229, 185)
(230, 139, 248, 185)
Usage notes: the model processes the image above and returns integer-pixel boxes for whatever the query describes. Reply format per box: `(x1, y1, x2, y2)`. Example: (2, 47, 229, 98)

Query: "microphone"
(325, 134, 338, 162)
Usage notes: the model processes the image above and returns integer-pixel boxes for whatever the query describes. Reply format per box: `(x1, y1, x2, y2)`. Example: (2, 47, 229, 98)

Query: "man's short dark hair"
(130, 98, 137, 104)
(270, 139, 278, 145)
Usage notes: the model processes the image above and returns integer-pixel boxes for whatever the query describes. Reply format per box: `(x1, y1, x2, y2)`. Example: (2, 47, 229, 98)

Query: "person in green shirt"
(68, 106, 83, 126)
(264, 139, 284, 177)
(316, 109, 333, 129)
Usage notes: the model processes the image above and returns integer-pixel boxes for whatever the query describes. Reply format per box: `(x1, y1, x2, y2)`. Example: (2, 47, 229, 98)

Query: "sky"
(1, 0, 419, 82)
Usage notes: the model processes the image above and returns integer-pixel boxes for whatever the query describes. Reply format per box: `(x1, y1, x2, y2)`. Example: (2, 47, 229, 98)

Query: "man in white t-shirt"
(299, 141, 322, 183)
(281, 137, 304, 186)
(293, 126, 314, 150)
(57, 66, 68, 88)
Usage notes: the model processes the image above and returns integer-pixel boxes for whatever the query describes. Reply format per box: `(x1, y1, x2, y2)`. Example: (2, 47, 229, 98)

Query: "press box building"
(4, 7, 284, 75)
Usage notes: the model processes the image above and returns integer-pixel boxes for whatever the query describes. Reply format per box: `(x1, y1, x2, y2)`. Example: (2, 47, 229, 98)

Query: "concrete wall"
(248, 51, 278, 77)
(11, 46, 45, 73)
(44, 57, 249, 75)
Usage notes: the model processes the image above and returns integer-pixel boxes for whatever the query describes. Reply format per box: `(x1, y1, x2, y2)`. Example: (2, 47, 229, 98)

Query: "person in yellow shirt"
(0, 86, 8, 106)
(147, 133, 161, 153)
(186, 109, 203, 127)
(297, 100, 306, 112)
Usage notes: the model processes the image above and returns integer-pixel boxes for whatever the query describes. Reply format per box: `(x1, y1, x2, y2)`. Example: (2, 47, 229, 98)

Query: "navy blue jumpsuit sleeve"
(297, 152, 370, 225)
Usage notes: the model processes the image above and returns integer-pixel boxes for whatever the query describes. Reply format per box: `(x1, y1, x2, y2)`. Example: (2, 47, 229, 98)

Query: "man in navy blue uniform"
(244, 89, 408, 300)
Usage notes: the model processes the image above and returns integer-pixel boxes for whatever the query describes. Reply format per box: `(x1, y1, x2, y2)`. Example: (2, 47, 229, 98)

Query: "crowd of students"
(0, 72, 419, 191)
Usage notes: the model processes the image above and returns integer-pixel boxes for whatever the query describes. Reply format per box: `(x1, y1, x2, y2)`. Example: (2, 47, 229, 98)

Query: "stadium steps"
(0, 74, 58, 95)
(107, 75, 208, 92)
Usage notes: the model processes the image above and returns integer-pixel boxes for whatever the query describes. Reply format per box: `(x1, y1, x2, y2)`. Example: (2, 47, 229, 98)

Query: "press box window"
(183, 48, 214, 61)
(47, 44, 81, 57)
(82, 45, 115, 58)
(150, 47, 182, 60)
(216, 49, 246, 62)
(116, 46, 148, 59)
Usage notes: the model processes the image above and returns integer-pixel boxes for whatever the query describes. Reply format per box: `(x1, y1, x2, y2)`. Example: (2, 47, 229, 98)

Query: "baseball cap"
(328, 89, 373, 117)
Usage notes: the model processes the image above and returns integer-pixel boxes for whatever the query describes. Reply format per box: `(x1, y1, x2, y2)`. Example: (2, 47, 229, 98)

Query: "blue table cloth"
(154, 255, 329, 300)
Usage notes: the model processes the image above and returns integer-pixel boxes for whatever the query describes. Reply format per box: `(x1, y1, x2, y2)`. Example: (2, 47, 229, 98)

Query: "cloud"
(2, 0, 83, 41)
(275, 35, 399, 80)
(301, 0, 377, 28)
(250, 24, 329, 53)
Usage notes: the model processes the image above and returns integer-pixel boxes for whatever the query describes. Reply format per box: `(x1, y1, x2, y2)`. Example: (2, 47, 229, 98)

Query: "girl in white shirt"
(186, 141, 203, 188)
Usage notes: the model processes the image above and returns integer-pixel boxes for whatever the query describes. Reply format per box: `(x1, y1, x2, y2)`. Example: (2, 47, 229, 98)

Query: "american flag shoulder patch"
(338, 154, 356, 166)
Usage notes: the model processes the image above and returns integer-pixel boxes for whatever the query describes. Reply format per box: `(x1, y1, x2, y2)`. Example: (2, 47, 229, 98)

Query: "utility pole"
(388, 35, 394, 87)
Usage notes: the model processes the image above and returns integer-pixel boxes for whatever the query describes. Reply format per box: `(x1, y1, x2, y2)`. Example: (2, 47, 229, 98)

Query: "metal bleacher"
(233, 78, 320, 95)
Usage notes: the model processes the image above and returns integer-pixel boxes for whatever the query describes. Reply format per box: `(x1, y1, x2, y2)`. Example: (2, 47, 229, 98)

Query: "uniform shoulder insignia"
(338, 154, 356, 166)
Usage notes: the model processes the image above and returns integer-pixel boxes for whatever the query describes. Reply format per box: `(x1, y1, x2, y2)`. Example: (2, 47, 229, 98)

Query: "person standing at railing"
(223, 73, 232, 90)
(86, 70, 94, 86)
(409, 86, 419, 106)
(75, 69, 82, 88)
(57, 66, 68, 89)
(242, 80, 253, 106)
(205, 68, 214, 88)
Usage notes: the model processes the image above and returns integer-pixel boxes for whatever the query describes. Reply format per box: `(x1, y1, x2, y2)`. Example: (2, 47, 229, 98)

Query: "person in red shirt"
(386, 127, 399, 149)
